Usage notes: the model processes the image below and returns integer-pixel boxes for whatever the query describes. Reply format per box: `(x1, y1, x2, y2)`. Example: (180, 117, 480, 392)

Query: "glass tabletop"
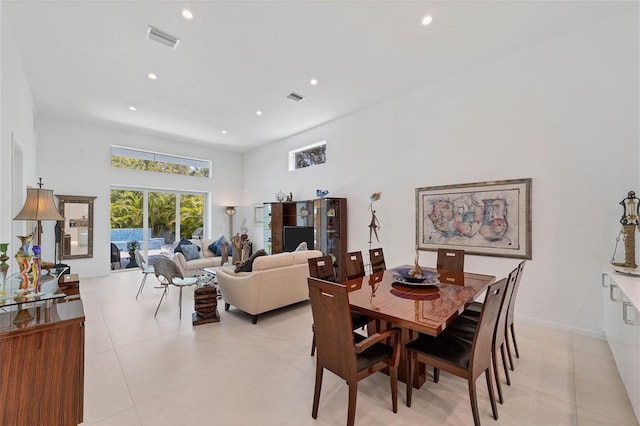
(1, 267, 68, 308)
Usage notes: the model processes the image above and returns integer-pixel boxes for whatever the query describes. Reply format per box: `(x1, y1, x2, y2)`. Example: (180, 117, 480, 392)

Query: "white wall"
(244, 12, 639, 336)
(0, 4, 38, 251)
(36, 115, 245, 278)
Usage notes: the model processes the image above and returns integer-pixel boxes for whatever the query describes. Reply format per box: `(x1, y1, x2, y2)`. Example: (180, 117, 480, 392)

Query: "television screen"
(283, 226, 315, 252)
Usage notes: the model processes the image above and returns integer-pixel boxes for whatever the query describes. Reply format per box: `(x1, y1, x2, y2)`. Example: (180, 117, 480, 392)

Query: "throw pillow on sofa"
(208, 235, 232, 256)
(181, 244, 201, 261)
(295, 241, 308, 251)
(235, 249, 267, 273)
(175, 237, 199, 254)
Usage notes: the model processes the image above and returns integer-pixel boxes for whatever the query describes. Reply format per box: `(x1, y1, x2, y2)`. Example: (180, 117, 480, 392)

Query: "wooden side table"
(192, 285, 220, 325)
(58, 273, 80, 300)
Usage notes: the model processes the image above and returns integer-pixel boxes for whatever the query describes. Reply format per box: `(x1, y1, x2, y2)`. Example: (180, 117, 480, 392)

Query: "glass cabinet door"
(314, 198, 347, 281)
(263, 203, 272, 254)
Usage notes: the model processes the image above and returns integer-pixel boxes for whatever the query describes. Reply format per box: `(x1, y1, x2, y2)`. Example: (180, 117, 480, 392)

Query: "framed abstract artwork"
(416, 178, 532, 259)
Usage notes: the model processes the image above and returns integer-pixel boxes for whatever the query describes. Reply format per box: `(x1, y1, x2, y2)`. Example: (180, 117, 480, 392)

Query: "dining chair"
(445, 266, 519, 404)
(134, 249, 157, 300)
(153, 257, 198, 318)
(369, 247, 386, 273)
(436, 248, 465, 272)
(462, 260, 526, 371)
(308, 277, 401, 426)
(343, 251, 365, 281)
(110, 243, 121, 270)
(308, 256, 370, 356)
(405, 277, 508, 426)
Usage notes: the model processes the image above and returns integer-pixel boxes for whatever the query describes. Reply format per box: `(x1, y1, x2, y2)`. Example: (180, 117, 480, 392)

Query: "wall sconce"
(13, 178, 64, 248)
(225, 206, 236, 238)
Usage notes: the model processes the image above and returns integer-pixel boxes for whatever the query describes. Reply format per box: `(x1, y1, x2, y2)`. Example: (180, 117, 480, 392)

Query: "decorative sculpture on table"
(15, 234, 34, 290)
(0, 243, 8, 295)
(368, 192, 382, 248)
(611, 190, 639, 270)
(316, 189, 329, 198)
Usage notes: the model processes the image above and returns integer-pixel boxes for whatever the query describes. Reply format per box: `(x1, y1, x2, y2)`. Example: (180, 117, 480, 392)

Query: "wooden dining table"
(345, 265, 496, 387)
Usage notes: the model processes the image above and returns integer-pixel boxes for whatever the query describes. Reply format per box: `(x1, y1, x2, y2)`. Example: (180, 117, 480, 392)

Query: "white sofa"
(216, 249, 323, 323)
(173, 238, 226, 277)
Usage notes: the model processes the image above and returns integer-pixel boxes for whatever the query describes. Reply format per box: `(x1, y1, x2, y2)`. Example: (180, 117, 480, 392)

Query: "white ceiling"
(4, 1, 628, 153)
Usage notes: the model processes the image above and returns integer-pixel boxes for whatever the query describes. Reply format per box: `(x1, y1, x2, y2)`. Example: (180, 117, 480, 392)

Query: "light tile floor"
(80, 270, 638, 426)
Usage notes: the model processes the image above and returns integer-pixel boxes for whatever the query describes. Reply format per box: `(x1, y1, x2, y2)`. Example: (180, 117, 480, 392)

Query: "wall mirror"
(56, 195, 96, 259)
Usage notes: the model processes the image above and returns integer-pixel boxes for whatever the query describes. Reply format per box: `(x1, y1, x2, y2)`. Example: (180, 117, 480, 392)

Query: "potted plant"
(126, 240, 140, 268)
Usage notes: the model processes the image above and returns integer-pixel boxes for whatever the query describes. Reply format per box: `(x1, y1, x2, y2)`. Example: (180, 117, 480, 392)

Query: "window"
(111, 146, 211, 178)
(288, 141, 326, 171)
(110, 188, 206, 266)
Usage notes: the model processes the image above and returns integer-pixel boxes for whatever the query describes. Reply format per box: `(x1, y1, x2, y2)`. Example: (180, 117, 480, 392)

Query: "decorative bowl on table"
(392, 267, 440, 286)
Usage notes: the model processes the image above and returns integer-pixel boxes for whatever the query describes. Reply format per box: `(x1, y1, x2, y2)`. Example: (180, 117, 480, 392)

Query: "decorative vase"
(0, 243, 8, 295)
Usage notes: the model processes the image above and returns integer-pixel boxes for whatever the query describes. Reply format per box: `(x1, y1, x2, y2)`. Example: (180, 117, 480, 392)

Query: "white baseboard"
(516, 314, 605, 340)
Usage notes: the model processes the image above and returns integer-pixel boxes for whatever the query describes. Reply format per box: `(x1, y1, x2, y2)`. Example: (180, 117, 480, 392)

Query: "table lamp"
(13, 178, 64, 249)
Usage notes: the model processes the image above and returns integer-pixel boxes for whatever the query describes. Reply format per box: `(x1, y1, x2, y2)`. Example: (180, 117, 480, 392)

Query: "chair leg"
(135, 273, 148, 300)
(434, 367, 440, 383)
(500, 343, 511, 386)
(406, 353, 414, 407)
(312, 365, 323, 419)
(505, 329, 515, 371)
(485, 368, 499, 420)
(310, 330, 316, 356)
(347, 381, 358, 426)
(492, 349, 504, 404)
(154, 287, 167, 317)
(389, 364, 398, 413)
(468, 377, 481, 426)
(178, 286, 183, 319)
(510, 323, 520, 359)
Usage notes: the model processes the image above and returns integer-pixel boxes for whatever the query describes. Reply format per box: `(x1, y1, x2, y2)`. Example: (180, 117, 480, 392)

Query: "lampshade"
(225, 206, 237, 216)
(14, 188, 64, 221)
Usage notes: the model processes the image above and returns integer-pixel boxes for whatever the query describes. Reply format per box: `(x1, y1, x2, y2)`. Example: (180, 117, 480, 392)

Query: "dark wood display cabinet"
(262, 198, 347, 280)
(314, 198, 348, 282)
(0, 299, 85, 425)
(263, 201, 314, 254)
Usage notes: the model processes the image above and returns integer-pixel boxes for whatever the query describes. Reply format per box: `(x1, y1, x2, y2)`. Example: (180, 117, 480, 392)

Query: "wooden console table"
(58, 273, 81, 299)
(0, 298, 85, 425)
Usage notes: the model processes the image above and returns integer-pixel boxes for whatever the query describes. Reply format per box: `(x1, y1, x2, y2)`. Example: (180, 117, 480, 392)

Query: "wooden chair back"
(469, 277, 509, 376)
(307, 277, 357, 379)
(506, 260, 526, 330)
(343, 251, 365, 281)
(369, 248, 386, 273)
(308, 256, 336, 282)
(495, 264, 520, 350)
(437, 248, 465, 272)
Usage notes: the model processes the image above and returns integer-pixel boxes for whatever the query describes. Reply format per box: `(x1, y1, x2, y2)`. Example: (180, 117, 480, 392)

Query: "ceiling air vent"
(287, 92, 305, 103)
(147, 25, 180, 49)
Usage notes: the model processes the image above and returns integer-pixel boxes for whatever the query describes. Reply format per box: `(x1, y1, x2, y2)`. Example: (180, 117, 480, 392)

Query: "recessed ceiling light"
(148, 73, 157, 80)
(421, 15, 433, 26)
(310, 78, 318, 86)
(221, 130, 227, 134)
(129, 106, 137, 111)
(256, 110, 263, 116)
(182, 9, 193, 20)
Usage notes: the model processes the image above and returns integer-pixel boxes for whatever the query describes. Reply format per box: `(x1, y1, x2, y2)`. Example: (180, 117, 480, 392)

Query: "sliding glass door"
(110, 187, 206, 268)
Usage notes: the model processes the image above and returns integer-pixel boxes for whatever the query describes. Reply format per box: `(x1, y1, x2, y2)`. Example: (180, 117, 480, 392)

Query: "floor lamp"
(225, 206, 236, 238)
(13, 178, 64, 253)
